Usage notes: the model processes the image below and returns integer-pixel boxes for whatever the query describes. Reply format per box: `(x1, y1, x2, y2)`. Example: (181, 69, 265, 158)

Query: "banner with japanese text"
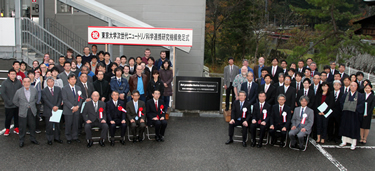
(88, 26, 193, 47)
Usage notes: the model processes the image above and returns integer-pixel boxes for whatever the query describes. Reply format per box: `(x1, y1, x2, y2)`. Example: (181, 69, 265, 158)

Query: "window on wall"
(55, 0, 72, 14)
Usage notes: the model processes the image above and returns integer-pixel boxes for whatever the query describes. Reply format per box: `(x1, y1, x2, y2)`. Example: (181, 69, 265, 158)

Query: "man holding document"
(42, 77, 63, 145)
(314, 82, 334, 144)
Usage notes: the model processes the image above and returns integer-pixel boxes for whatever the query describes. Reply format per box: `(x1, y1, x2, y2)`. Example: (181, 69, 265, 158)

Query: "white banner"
(88, 26, 193, 47)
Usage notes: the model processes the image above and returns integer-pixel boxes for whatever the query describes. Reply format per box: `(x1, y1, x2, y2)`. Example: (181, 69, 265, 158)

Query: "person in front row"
(289, 96, 314, 150)
(126, 90, 147, 142)
(41, 77, 63, 145)
(13, 77, 39, 147)
(146, 90, 168, 142)
(82, 91, 108, 148)
(250, 92, 272, 148)
(225, 91, 251, 147)
(269, 94, 291, 147)
(106, 91, 127, 146)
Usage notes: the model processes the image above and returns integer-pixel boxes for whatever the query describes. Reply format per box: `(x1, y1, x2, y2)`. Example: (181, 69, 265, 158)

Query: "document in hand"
(324, 109, 333, 118)
(50, 110, 63, 123)
(317, 102, 328, 113)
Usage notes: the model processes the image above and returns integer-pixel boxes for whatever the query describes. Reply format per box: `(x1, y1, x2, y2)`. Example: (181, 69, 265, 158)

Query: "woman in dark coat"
(159, 60, 173, 111)
(339, 81, 365, 150)
(360, 83, 375, 144)
(314, 82, 334, 144)
(146, 70, 164, 101)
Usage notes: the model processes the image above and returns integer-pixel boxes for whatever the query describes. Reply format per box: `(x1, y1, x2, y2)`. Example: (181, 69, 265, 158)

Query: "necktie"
(301, 108, 304, 118)
(135, 102, 138, 113)
(265, 85, 268, 93)
(297, 83, 300, 92)
(94, 102, 97, 112)
(304, 90, 307, 96)
(248, 83, 251, 95)
(84, 84, 88, 97)
(240, 102, 243, 110)
(114, 101, 117, 107)
(280, 107, 282, 116)
(345, 88, 348, 94)
(72, 87, 76, 98)
(314, 86, 317, 94)
(331, 70, 334, 75)
(334, 92, 338, 102)
(155, 101, 158, 111)
(50, 88, 54, 96)
(260, 103, 263, 113)
(311, 71, 314, 77)
(272, 67, 275, 77)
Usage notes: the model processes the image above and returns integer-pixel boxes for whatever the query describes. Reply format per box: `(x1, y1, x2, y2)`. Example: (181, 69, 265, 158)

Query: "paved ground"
(0, 109, 374, 170)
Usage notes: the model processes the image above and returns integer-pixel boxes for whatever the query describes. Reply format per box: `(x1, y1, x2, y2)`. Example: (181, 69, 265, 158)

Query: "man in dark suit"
(146, 90, 168, 142)
(106, 91, 126, 146)
(356, 72, 365, 90)
(225, 91, 251, 147)
(291, 72, 303, 95)
(240, 72, 258, 105)
(253, 57, 266, 79)
(268, 58, 283, 83)
(328, 80, 343, 143)
(340, 76, 351, 94)
(82, 91, 108, 147)
(259, 74, 275, 106)
(275, 75, 296, 113)
(330, 61, 339, 78)
(309, 62, 320, 76)
(126, 90, 147, 142)
(338, 64, 349, 82)
(296, 60, 305, 74)
(61, 74, 82, 144)
(297, 79, 315, 109)
(273, 73, 285, 88)
(250, 92, 272, 148)
(280, 60, 288, 75)
(324, 65, 334, 83)
(42, 77, 63, 145)
(269, 94, 291, 147)
(76, 73, 94, 134)
(310, 74, 321, 95)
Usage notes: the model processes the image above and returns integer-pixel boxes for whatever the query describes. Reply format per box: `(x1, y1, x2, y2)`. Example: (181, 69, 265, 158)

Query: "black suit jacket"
(231, 100, 251, 121)
(296, 67, 305, 74)
(76, 82, 94, 100)
(93, 79, 110, 101)
(240, 81, 258, 105)
(251, 102, 272, 123)
(259, 84, 276, 105)
(125, 100, 146, 121)
(291, 80, 302, 93)
(82, 101, 106, 122)
(270, 104, 291, 129)
(310, 83, 321, 95)
(268, 66, 283, 83)
(339, 72, 349, 82)
(275, 86, 296, 111)
(296, 88, 315, 109)
(332, 90, 344, 116)
(146, 99, 166, 121)
(314, 92, 334, 115)
(106, 100, 126, 122)
(41, 86, 62, 117)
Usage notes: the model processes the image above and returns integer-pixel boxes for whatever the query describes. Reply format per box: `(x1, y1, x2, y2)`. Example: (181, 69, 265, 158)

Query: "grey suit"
(58, 71, 72, 87)
(82, 101, 108, 140)
(13, 87, 38, 143)
(76, 82, 94, 100)
(42, 86, 63, 141)
(62, 84, 82, 140)
(224, 65, 239, 110)
(289, 106, 314, 148)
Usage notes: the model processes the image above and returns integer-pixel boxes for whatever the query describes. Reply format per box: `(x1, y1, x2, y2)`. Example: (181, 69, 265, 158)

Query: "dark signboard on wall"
(175, 76, 221, 110)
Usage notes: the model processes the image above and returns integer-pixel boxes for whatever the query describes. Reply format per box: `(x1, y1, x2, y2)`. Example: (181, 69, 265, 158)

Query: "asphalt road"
(0, 110, 374, 170)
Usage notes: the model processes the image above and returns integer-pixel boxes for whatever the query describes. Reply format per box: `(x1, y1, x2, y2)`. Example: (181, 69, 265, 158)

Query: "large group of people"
(0, 45, 174, 148)
(224, 57, 374, 150)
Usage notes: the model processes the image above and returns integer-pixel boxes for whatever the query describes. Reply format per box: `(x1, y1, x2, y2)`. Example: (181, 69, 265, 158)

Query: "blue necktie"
(301, 108, 304, 118)
(135, 102, 138, 113)
(240, 102, 243, 110)
(72, 87, 76, 98)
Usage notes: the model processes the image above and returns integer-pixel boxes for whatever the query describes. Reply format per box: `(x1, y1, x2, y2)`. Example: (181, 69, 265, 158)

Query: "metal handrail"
(21, 17, 82, 63)
(45, 18, 87, 53)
